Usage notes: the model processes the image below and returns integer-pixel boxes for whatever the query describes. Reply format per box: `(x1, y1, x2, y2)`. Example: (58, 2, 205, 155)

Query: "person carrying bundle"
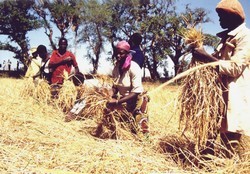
(105, 40, 149, 135)
(192, 0, 250, 158)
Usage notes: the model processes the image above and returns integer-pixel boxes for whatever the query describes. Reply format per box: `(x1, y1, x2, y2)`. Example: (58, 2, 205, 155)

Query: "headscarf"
(116, 41, 133, 70)
(216, 0, 245, 21)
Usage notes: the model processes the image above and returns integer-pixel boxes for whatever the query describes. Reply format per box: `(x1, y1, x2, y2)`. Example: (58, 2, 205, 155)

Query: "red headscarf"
(116, 41, 133, 70)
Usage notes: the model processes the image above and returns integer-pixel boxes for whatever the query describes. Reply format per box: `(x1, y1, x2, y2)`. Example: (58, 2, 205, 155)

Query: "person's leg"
(131, 94, 149, 134)
(220, 132, 242, 158)
(200, 133, 218, 157)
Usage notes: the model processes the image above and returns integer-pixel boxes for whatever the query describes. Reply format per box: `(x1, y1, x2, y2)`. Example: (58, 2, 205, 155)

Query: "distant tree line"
(0, 0, 219, 80)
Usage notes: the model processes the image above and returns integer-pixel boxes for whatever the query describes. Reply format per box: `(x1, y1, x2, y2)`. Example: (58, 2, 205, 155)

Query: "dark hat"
(33, 45, 47, 55)
(59, 38, 68, 46)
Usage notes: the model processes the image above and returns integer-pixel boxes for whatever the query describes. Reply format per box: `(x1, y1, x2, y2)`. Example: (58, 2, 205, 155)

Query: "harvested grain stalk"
(77, 85, 136, 140)
(21, 78, 51, 103)
(54, 71, 78, 112)
(179, 27, 225, 151)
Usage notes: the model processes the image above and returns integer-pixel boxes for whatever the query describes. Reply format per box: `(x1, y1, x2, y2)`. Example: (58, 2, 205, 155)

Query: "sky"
(1, 0, 250, 74)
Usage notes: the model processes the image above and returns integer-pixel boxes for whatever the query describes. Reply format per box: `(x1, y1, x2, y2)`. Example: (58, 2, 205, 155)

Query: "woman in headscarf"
(106, 40, 149, 134)
(192, 0, 250, 157)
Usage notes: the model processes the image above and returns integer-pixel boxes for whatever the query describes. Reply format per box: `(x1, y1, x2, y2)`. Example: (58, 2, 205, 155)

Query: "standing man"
(128, 33, 145, 69)
(49, 38, 79, 84)
(192, 0, 250, 158)
(49, 38, 79, 97)
(2, 60, 6, 70)
(7, 59, 11, 71)
(17, 60, 19, 71)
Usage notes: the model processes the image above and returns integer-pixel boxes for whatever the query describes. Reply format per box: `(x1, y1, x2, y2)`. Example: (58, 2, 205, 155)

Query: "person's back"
(25, 47, 43, 79)
(128, 33, 144, 68)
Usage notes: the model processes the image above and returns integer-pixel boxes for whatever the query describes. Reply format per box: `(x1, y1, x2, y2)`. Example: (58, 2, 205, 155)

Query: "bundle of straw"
(21, 78, 51, 104)
(179, 27, 225, 150)
(33, 79, 51, 103)
(78, 86, 136, 140)
(54, 71, 78, 112)
(93, 108, 137, 140)
(21, 78, 36, 98)
(78, 86, 111, 119)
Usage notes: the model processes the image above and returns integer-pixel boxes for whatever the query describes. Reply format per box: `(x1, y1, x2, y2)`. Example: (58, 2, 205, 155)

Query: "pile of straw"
(77, 86, 111, 119)
(54, 80, 77, 112)
(179, 27, 225, 150)
(2, 78, 249, 173)
(77, 85, 137, 140)
(93, 107, 138, 140)
(21, 78, 51, 104)
(21, 72, 78, 112)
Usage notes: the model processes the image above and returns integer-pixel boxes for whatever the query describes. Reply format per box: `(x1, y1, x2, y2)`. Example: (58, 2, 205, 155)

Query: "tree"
(167, 4, 218, 76)
(78, 0, 111, 74)
(103, 0, 218, 79)
(0, 0, 42, 68)
(34, 0, 82, 50)
(104, 0, 176, 80)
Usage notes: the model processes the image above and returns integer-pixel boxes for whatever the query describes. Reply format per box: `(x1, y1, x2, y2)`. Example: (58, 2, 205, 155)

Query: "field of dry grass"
(0, 77, 249, 174)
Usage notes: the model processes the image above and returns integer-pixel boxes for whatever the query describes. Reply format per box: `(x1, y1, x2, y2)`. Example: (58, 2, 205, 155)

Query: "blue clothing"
(131, 46, 144, 68)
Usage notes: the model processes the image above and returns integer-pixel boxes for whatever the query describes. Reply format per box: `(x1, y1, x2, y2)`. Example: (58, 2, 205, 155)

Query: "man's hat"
(33, 45, 47, 55)
(59, 38, 68, 46)
(216, 0, 245, 21)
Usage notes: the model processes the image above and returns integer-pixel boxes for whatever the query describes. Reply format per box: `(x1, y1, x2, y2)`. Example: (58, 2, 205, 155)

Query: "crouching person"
(105, 41, 149, 135)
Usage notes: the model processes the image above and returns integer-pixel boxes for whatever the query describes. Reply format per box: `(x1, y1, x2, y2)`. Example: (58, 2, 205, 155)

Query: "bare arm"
(192, 47, 218, 62)
(48, 57, 72, 69)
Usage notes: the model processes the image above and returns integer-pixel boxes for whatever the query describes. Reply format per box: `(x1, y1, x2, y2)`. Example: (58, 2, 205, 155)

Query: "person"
(25, 45, 50, 83)
(17, 61, 19, 71)
(128, 33, 145, 69)
(49, 38, 79, 97)
(105, 40, 149, 134)
(192, 0, 250, 158)
(2, 60, 6, 70)
(7, 59, 11, 71)
(33, 45, 51, 83)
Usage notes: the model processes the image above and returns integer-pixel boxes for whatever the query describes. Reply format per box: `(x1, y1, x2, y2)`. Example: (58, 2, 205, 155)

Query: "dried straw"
(55, 79, 77, 112)
(21, 78, 51, 104)
(179, 27, 225, 150)
(77, 85, 138, 140)
(1, 78, 249, 173)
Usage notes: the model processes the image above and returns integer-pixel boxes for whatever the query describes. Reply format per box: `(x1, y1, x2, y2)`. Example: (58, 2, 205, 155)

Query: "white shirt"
(112, 61, 143, 97)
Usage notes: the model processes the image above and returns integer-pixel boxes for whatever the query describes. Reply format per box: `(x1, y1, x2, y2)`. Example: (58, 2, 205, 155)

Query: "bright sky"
(1, 0, 250, 74)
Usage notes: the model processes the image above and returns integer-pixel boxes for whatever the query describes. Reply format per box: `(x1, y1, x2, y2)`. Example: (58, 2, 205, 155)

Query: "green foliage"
(0, 0, 219, 80)
(0, 0, 42, 67)
(41, 0, 83, 38)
